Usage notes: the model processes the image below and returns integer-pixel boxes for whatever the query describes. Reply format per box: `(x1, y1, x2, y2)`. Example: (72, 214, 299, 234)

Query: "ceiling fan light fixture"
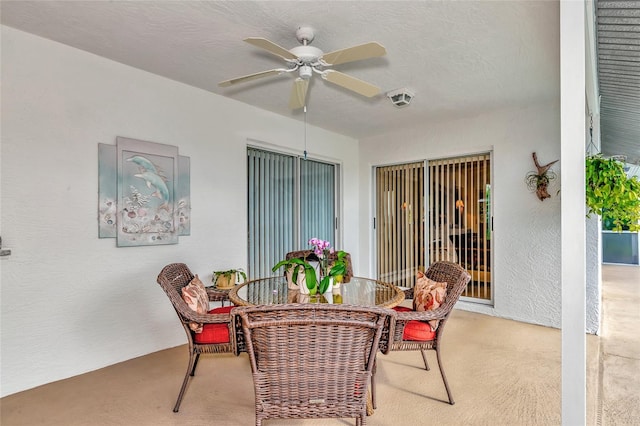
(299, 65, 313, 79)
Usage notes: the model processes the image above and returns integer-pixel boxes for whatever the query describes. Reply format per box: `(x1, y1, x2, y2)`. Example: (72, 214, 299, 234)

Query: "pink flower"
(309, 237, 336, 263)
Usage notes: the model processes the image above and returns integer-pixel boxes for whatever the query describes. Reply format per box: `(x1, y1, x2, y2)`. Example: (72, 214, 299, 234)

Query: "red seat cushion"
(210, 306, 234, 314)
(193, 306, 233, 344)
(393, 306, 436, 341)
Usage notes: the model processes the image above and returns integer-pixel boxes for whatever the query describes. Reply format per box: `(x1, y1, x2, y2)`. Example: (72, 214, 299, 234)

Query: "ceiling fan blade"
(244, 37, 298, 61)
(218, 68, 287, 87)
(321, 42, 386, 66)
(289, 78, 309, 110)
(322, 70, 381, 98)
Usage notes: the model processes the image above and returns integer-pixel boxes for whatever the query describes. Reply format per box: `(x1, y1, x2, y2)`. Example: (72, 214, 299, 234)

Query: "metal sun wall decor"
(98, 137, 191, 247)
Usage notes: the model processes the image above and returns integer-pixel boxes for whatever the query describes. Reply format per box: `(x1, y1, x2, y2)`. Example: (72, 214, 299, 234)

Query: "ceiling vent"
(387, 88, 414, 108)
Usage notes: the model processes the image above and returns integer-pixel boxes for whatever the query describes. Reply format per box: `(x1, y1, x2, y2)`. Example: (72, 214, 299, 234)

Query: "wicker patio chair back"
(156, 263, 233, 412)
(285, 249, 354, 282)
(232, 303, 395, 426)
(388, 260, 471, 405)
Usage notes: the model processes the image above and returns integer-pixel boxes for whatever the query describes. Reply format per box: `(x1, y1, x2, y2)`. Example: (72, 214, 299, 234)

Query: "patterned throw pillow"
(413, 270, 448, 331)
(181, 274, 209, 333)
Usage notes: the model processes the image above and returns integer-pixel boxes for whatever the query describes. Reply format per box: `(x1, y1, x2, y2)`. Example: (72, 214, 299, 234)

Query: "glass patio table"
(228, 276, 405, 308)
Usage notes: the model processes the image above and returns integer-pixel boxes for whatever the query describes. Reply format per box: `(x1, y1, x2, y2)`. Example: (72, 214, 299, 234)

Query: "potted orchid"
(272, 238, 348, 295)
(307, 238, 348, 293)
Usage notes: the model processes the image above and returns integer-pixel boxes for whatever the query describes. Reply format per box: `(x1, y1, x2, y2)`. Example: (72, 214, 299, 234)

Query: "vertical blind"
(375, 162, 425, 288)
(247, 149, 296, 278)
(248, 147, 337, 278)
(300, 159, 336, 246)
(428, 153, 491, 301)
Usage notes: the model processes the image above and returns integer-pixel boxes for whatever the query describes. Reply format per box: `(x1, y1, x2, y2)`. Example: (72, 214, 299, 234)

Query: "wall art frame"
(98, 136, 191, 246)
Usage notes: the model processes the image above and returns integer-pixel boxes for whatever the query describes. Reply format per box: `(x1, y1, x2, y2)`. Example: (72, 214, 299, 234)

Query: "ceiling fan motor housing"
(290, 45, 324, 64)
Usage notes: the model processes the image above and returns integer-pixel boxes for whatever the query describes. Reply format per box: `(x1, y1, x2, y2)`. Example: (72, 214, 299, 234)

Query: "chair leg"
(435, 346, 454, 405)
(173, 351, 197, 412)
(371, 358, 377, 409)
(420, 349, 430, 371)
(190, 353, 201, 376)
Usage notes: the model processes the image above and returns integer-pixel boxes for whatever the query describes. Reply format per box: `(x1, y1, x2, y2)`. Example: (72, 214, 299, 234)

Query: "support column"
(561, 1, 586, 425)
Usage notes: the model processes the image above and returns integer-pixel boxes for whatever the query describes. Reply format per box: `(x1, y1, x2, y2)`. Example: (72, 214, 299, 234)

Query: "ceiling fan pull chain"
(304, 105, 308, 160)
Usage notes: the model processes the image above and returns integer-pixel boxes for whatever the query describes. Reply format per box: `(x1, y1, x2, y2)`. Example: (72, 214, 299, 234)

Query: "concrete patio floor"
(598, 264, 640, 425)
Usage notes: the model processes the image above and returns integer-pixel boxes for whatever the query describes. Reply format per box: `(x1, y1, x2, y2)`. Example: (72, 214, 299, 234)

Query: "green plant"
(585, 155, 640, 231)
(212, 268, 247, 284)
(328, 251, 348, 282)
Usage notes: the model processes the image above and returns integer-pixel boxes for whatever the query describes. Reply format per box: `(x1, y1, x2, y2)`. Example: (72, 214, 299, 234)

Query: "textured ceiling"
(2, 1, 561, 141)
(596, 0, 640, 165)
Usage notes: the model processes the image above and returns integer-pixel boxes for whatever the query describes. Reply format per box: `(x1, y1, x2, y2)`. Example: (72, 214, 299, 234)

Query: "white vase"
(294, 261, 318, 295)
(317, 274, 336, 294)
(299, 279, 311, 294)
(298, 274, 316, 295)
(297, 293, 311, 303)
(286, 265, 305, 290)
(321, 277, 334, 303)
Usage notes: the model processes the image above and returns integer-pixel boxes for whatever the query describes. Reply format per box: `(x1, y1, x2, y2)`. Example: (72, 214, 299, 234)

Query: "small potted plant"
(212, 268, 247, 289)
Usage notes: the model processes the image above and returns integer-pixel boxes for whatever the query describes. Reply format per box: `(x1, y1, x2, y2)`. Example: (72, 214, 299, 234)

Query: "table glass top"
(229, 276, 404, 308)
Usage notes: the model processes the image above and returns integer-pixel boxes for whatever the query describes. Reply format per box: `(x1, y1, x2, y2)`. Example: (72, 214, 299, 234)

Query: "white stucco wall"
(359, 103, 563, 328)
(0, 27, 359, 397)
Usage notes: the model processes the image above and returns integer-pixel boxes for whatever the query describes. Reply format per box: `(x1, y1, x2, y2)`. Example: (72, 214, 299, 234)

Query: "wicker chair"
(231, 303, 396, 426)
(285, 249, 354, 282)
(156, 263, 234, 412)
(386, 261, 471, 405)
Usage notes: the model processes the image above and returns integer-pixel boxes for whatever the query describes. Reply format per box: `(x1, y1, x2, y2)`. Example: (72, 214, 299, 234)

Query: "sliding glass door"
(428, 154, 492, 302)
(375, 162, 425, 289)
(247, 147, 338, 278)
(374, 153, 492, 303)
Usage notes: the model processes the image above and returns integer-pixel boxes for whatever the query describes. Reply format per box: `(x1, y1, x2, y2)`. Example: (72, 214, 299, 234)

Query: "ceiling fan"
(218, 26, 386, 109)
